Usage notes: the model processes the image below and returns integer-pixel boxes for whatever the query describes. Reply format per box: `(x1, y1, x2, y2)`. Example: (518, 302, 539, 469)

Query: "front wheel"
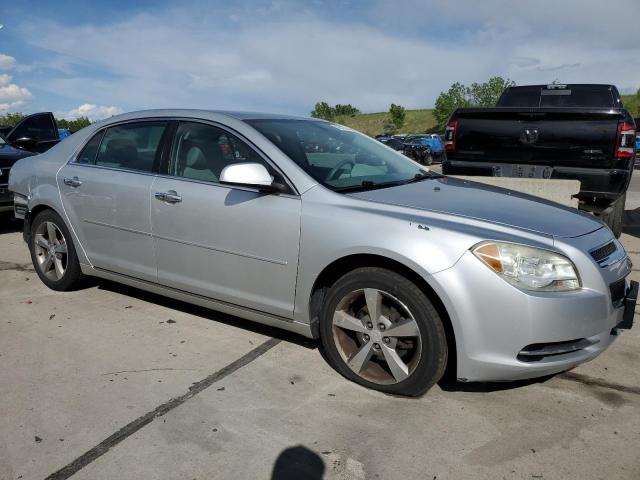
(319, 267, 448, 396)
(29, 209, 87, 291)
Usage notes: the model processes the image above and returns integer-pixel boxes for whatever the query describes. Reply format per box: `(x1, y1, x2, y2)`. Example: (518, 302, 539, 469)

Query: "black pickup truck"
(442, 84, 636, 236)
(0, 112, 60, 215)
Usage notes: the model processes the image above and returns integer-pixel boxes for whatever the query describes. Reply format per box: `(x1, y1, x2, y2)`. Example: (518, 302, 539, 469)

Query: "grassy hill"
(335, 109, 436, 136)
(333, 94, 639, 137)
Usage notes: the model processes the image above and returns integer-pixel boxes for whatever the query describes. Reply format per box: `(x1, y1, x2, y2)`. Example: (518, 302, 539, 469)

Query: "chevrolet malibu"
(8, 110, 637, 396)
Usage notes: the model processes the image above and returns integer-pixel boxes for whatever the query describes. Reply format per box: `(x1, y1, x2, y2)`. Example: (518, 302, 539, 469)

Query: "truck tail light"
(616, 121, 636, 159)
(444, 120, 458, 152)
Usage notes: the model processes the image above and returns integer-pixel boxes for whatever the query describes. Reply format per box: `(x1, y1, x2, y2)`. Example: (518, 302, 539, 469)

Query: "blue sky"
(1, 0, 639, 120)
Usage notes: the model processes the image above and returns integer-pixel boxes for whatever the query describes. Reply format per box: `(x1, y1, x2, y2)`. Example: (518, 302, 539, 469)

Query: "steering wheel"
(326, 159, 356, 182)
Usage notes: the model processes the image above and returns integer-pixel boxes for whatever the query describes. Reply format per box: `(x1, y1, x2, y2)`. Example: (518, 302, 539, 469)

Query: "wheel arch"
(24, 201, 90, 267)
(308, 253, 457, 377)
(24, 202, 62, 242)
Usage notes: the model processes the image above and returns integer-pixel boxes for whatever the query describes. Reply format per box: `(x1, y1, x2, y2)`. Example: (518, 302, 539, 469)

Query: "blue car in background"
(402, 134, 445, 165)
(57, 128, 71, 140)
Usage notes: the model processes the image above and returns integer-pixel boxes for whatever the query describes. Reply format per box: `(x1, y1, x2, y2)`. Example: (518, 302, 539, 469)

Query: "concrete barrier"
(452, 176, 581, 208)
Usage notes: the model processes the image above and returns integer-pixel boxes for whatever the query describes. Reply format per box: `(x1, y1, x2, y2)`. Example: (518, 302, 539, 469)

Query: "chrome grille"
(590, 241, 617, 263)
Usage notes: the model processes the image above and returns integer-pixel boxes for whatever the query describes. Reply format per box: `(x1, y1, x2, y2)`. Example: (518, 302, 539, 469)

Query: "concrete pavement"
(1, 216, 640, 479)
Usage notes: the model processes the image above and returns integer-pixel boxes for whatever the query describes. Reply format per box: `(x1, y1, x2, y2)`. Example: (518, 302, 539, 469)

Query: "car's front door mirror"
(7, 112, 60, 153)
(219, 163, 286, 193)
(12, 136, 38, 150)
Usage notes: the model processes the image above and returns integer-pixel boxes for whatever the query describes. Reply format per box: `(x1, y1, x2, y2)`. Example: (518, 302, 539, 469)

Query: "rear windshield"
(497, 85, 616, 108)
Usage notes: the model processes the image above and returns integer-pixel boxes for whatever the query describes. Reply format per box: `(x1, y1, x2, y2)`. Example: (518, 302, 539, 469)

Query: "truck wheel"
(319, 267, 448, 396)
(424, 153, 434, 166)
(601, 193, 625, 238)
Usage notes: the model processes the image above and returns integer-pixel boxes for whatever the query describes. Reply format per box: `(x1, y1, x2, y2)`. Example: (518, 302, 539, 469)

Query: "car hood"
(0, 143, 35, 168)
(347, 176, 603, 238)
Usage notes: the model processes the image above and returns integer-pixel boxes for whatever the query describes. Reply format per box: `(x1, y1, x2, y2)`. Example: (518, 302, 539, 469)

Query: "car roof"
(101, 109, 315, 123)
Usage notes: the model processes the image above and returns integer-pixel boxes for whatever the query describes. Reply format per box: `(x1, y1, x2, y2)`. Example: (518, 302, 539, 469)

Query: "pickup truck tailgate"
(453, 108, 623, 168)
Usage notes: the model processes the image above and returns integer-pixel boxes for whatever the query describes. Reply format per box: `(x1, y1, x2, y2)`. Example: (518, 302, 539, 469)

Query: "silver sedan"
(8, 110, 637, 396)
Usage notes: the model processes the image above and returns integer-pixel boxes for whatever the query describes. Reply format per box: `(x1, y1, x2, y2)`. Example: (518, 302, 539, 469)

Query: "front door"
(150, 121, 301, 318)
(58, 121, 168, 281)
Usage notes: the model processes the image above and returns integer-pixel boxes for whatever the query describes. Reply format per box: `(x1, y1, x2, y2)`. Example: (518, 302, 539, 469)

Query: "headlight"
(472, 241, 580, 291)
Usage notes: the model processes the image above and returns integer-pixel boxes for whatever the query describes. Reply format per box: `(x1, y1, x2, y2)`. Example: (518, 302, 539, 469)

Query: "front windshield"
(245, 119, 431, 191)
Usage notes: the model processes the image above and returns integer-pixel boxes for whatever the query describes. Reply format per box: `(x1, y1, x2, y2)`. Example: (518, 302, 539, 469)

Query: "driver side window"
(170, 122, 270, 184)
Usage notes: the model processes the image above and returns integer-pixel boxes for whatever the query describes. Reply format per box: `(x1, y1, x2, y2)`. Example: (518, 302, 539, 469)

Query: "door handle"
(155, 190, 182, 203)
(63, 176, 82, 187)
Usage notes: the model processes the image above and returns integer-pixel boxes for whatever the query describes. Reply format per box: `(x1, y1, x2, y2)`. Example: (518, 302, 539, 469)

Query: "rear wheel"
(29, 209, 86, 291)
(601, 192, 625, 238)
(319, 267, 448, 396)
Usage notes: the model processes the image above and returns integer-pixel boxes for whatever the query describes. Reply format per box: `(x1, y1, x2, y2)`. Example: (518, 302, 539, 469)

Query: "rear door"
(58, 120, 169, 281)
(7, 112, 59, 153)
(150, 120, 301, 318)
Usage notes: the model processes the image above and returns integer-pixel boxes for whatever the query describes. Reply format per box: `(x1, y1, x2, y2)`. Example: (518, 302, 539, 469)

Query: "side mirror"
(219, 163, 287, 193)
(12, 137, 38, 150)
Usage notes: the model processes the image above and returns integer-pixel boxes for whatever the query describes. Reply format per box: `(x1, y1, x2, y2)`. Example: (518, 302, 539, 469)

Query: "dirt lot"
(1, 216, 640, 480)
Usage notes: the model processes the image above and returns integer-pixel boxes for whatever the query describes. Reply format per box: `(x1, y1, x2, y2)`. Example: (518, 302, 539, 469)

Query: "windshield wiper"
(333, 172, 444, 193)
(404, 171, 444, 184)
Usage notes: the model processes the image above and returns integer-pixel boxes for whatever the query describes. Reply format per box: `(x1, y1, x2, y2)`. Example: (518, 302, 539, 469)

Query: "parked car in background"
(0, 112, 60, 214)
(9, 109, 637, 396)
(402, 134, 444, 165)
(375, 135, 405, 151)
(443, 84, 636, 237)
(58, 128, 72, 140)
(635, 118, 640, 166)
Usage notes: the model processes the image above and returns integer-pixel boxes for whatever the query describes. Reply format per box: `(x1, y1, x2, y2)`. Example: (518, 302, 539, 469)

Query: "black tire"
(319, 267, 448, 396)
(423, 153, 434, 166)
(601, 192, 625, 238)
(29, 209, 87, 291)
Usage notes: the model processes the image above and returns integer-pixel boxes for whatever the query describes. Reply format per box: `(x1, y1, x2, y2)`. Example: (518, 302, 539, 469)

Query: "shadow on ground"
(96, 279, 318, 350)
(624, 208, 640, 239)
(271, 446, 325, 480)
(439, 374, 555, 393)
(0, 215, 22, 235)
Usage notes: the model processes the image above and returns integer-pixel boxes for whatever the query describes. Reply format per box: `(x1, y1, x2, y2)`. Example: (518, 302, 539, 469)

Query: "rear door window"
(95, 122, 168, 173)
(75, 131, 104, 164)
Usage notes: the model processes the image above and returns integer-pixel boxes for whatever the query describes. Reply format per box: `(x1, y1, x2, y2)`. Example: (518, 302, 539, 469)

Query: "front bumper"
(433, 231, 634, 382)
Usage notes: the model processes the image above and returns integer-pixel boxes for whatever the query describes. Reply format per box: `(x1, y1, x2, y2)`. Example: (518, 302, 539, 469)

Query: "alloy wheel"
(34, 221, 68, 281)
(331, 288, 422, 385)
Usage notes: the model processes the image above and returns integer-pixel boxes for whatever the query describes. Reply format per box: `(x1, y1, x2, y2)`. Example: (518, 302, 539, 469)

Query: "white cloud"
(0, 73, 32, 112)
(16, 1, 640, 114)
(0, 54, 16, 70)
(60, 103, 123, 121)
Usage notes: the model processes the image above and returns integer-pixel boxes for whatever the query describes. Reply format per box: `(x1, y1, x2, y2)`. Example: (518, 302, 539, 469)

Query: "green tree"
(334, 104, 360, 116)
(433, 77, 515, 130)
(389, 103, 406, 130)
(433, 82, 471, 130)
(56, 116, 91, 132)
(311, 101, 335, 121)
(0, 112, 26, 127)
(469, 76, 515, 107)
(382, 118, 397, 135)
